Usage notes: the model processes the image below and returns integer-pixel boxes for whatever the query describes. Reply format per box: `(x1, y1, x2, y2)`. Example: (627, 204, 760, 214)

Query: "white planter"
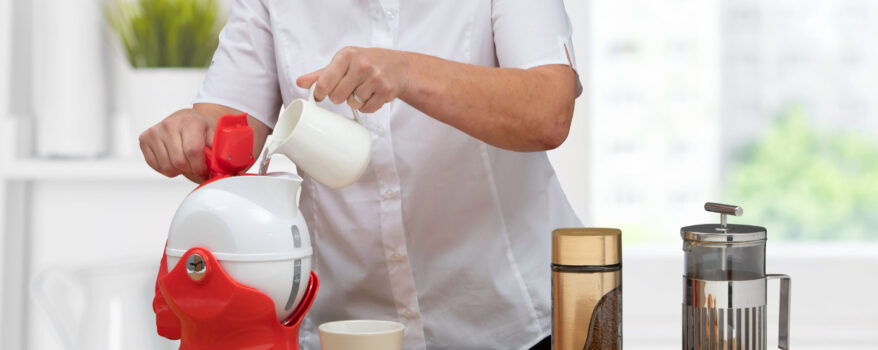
(112, 66, 206, 158)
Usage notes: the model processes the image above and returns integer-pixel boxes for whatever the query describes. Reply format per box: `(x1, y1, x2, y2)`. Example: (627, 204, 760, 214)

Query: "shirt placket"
(369, 1, 426, 349)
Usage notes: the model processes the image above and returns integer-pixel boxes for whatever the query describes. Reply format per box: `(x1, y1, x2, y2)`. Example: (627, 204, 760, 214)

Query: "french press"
(682, 203, 791, 350)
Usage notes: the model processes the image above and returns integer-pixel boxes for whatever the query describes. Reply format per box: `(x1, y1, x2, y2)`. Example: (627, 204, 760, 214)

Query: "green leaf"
(103, 0, 225, 68)
(725, 105, 878, 241)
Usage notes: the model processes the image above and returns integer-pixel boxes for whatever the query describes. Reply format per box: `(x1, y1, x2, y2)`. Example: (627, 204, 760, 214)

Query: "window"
(553, 0, 878, 348)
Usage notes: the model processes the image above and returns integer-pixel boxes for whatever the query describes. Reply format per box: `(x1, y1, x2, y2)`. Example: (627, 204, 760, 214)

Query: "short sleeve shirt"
(194, 1, 582, 349)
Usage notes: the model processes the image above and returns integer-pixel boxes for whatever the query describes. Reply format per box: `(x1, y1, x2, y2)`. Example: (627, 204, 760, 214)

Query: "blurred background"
(0, 0, 875, 349)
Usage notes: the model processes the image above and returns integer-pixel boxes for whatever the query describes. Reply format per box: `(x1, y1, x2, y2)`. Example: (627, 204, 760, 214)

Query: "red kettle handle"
(204, 114, 255, 178)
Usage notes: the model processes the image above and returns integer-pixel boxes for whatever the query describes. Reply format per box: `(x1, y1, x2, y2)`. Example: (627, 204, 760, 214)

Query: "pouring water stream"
(258, 146, 272, 175)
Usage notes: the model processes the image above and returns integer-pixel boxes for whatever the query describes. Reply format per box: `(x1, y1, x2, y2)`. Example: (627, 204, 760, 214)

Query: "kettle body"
(165, 173, 312, 322)
(154, 114, 320, 349)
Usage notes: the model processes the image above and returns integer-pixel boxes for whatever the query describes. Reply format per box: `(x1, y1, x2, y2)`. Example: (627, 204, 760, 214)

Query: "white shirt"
(195, 1, 582, 349)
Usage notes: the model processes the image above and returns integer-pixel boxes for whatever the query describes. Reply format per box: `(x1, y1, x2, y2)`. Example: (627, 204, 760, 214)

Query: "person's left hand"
(297, 47, 413, 113)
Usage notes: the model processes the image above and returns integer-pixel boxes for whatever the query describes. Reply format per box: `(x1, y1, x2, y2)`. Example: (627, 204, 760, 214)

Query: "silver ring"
(353, 92, 367, 104)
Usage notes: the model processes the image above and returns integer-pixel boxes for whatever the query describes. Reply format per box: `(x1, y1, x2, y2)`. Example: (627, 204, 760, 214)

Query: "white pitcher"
(268, 86, 372, 189)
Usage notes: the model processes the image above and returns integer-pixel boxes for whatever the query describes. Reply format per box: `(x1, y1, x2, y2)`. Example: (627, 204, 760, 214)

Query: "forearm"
(400, 52, 577, 151)
(298, 47, 577, 151)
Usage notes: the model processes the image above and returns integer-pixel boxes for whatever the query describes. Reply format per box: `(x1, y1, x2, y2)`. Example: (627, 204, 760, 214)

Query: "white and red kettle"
(152, 114, 318, 350)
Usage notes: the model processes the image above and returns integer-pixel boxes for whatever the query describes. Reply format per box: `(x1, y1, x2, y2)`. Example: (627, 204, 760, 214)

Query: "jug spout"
(267, 97, 303, 158)
(266, 138, 289, 158)
(267, 140, 282, 154)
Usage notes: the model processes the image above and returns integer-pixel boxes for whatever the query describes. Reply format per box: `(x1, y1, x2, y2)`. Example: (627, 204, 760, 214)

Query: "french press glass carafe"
(682, 203, 791, 350)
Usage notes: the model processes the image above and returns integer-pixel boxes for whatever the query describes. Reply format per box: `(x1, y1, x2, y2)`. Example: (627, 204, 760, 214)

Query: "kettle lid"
(681, 202, 766, 243)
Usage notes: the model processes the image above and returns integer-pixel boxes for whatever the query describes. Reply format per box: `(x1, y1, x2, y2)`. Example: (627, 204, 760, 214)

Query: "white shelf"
(0, 157, 188, 182)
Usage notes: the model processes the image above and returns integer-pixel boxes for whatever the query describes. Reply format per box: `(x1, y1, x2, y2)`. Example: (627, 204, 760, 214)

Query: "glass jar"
(551, 228, 622, 350)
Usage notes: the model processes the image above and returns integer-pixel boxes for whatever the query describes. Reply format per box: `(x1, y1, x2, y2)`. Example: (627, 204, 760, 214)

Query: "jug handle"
(767, 274, 791, 350)
(308, 85, 364, 124)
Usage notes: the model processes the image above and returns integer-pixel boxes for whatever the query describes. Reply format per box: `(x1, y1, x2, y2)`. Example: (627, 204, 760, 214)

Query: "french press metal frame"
(682, 203, 791, 350)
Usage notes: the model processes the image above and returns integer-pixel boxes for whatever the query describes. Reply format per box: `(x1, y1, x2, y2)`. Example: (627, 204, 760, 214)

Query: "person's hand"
(296, 47, 413, 113)
(139, 108, 215, 183)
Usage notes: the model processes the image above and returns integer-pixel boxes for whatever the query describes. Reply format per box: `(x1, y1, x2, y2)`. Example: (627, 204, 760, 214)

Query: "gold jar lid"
(552, 228, 621, 266)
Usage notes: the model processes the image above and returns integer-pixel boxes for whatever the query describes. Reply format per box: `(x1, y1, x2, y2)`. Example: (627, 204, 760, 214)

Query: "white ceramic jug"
(268, 86, 372, 188)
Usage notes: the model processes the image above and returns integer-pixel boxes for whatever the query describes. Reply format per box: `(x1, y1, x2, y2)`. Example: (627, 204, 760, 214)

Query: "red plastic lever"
(204, 114, 255, 178)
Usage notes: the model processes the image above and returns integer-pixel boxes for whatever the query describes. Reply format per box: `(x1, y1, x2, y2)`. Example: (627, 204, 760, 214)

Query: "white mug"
(319, 320, 405, 350)
(269, 86, 372, 188)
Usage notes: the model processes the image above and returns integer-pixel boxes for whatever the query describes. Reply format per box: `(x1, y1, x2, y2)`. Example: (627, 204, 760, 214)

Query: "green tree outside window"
(726, 106, 878, 241)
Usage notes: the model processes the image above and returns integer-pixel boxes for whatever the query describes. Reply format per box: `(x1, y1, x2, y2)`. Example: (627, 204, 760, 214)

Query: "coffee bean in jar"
(551, 228, 622, 350)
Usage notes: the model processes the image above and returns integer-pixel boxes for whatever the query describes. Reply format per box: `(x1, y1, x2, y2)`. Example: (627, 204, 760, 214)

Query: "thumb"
(296, 69, 323, 89)
(203, 114, 218, 147)
(183, 173, 207, 184)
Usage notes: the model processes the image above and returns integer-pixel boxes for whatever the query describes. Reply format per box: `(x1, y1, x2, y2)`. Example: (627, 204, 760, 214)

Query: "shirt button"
(402, 308, 417, 319)
(385, 10, 395, 20)
(391, 252, 403, 262)
(382, 188, 398, 200)
(374, 127, 385, 137)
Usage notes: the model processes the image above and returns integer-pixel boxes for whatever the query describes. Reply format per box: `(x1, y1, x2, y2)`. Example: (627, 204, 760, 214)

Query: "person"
(139, 0, 582, 348)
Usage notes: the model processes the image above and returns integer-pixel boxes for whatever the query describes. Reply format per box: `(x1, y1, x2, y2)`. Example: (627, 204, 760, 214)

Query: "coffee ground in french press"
(584, 286, 622, 350)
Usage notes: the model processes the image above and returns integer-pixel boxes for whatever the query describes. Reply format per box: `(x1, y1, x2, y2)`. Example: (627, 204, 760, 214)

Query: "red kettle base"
(153, 248, 319, 350)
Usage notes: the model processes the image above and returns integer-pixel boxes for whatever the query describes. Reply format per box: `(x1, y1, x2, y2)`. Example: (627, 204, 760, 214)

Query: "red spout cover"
(204, 114, 255, 178)
(154, 250, 182, 339)
(153, 248, 319, 350)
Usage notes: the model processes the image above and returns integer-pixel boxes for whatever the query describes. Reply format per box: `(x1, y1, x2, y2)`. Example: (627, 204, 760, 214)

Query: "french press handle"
(767, 274, 791, 350)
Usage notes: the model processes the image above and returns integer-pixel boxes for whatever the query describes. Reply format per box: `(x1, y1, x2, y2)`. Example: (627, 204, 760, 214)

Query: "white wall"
(8, 0, 30, 119)
(1, 0, 20, 346)
(0, 0, 11, 115)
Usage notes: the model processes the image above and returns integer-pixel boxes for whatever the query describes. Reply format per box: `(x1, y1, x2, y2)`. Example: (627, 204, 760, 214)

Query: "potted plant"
(104, 0, 224, 157)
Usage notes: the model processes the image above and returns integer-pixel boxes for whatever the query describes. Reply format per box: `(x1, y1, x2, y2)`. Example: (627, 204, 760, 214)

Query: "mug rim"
(318, 320, 405, 336)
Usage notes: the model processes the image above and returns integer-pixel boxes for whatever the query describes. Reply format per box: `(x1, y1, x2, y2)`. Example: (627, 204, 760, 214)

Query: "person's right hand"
(139, 108, 216, 183)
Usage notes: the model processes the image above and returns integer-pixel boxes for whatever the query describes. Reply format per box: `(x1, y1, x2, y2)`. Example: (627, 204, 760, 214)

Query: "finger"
(140, 139, 159, 172)
(181, 123, 208, 182)
(360, 93, 391, 114)
(346, 90, 367, 110)
(183, 173, 204, 184)
(314, 47, 355, 101)
(354, 79, 391, 113)
(296, 69, 323, 90)
(161, 128, 192, 175)
(329, 60, 371, 104)
(152, 138, 180, 178)
(204, 119, 215, 147)
(350, 79, 377, 111)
